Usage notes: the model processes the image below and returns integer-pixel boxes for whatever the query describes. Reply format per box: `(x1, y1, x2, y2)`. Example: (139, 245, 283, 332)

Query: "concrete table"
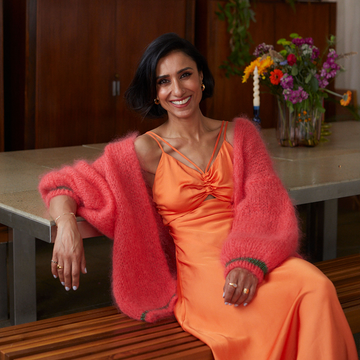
(262, 121, 360, 261)
(0, 121, 359, 325)
(0, 144, 104, 325)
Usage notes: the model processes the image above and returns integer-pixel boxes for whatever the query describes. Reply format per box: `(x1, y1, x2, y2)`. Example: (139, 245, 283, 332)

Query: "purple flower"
(311, 47, 320, 60)
(253, 43, 274, 57)
(292, 37, 314, 47)
(283, 87, 308, 104)
(280, 74, 294, 90)
(316, 49, 341, 86)
(315, 74, 329, 89)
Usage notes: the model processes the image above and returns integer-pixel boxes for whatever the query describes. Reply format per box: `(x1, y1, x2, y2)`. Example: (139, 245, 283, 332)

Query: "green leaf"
(309, 76, 319, 92)
(305, 73, 312, 84)
(290, 33, 300, 39)
(291, 66, 298, 76)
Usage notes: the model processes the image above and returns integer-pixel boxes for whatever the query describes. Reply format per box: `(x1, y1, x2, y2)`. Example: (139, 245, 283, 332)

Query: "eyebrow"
(156, 67, 194, 80)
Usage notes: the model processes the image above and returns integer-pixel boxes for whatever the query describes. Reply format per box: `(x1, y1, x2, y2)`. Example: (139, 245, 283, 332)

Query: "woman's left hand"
(223, 268, 258, 307)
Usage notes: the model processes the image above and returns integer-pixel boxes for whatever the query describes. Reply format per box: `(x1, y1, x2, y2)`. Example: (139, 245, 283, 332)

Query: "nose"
(172, 79, 184, 97)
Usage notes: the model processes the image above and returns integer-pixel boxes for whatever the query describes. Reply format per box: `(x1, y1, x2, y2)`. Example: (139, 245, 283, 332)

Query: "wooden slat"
(1, 255, 359, 359)
(315, 254, 360, 334)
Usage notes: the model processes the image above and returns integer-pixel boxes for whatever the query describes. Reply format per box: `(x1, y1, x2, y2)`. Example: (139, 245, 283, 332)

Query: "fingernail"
(244, 303, 248, 307)
(84, 268, 87, 274)
(229, 303, 232, 306)
(65, 287, 70, 291)
(235, 304, 239, 307)
(61, 282, 65, 286)
(73, 286, 77, 291)
(225, 302, 229, 305)
(53, 275, 57, 279)
(222, 292, 225, 298)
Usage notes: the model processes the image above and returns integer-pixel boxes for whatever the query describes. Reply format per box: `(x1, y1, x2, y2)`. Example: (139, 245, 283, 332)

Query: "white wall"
(333, 0, 360, 103)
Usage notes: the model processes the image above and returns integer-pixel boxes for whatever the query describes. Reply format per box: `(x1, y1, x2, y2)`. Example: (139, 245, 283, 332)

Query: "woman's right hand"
(49, 195, 86, 291)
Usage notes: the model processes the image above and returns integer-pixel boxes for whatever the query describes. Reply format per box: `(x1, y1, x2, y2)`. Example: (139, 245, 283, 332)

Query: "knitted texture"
(220, 118, 299, 283)
(39, 133, 177, 322)
(39, 118, 299, 321)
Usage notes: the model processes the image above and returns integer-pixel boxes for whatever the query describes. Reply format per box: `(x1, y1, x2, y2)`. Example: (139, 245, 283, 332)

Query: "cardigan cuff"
(224, 257, 268, 283)
(42, 187, 81, 208)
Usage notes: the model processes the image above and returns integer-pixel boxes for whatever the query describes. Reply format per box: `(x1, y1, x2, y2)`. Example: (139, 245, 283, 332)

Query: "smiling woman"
(38, 33, 358, 360)
(125, 33, 214, 119)
(154, 52, 204, 120)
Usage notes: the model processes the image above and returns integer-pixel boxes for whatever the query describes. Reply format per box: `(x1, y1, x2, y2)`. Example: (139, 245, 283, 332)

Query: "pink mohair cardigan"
(39, 118, 299, 322)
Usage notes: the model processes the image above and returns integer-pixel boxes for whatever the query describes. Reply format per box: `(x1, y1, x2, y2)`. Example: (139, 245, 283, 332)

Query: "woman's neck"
(163, 111, 213, 141)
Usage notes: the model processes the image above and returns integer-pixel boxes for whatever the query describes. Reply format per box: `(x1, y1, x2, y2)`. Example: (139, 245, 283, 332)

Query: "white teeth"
(171, 96, 191, 105)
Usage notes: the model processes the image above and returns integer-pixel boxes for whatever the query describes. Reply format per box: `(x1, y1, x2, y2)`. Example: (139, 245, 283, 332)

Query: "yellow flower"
(257, 57, 274, 76)
(242, 57, 274, 83)
(242, 59, 259, 83)
(340, 91, 352, 106)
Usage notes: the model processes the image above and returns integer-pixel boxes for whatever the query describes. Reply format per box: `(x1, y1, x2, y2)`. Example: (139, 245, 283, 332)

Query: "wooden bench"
(0, 254, 359, 359)
(0, 225, 8, 321)
(315, 253, 360, 334)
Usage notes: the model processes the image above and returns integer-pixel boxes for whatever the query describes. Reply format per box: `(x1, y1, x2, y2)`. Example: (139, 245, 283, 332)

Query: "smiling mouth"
(171, 96, 191, 105)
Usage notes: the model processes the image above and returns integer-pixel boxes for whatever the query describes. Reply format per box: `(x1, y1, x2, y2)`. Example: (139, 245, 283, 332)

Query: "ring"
(51, 260, 58, 264)
(243, 288, 249, 294)
(229, 283, 238, 289)
(57, 264, 63, 270)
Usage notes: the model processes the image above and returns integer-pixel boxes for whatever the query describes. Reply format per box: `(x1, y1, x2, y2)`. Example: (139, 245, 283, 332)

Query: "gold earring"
(201, 83, 205, 91)
(154, 98, 160, 105)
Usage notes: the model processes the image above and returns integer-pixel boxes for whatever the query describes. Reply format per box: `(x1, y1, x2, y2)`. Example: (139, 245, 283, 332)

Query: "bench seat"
(0, 254, 359, 359)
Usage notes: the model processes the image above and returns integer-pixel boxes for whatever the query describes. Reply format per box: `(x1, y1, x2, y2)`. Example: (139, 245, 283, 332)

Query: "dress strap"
(223, 121, 229, 141)
(146, 132, 165, 153)
(204, 121, 224, 173)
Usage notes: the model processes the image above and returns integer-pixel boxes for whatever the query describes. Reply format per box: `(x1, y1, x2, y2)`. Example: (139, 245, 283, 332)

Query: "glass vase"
(276, 97, 322, 147)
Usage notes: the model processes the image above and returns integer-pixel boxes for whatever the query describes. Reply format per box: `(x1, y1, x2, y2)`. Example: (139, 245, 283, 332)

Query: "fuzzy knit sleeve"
(220, 118, 299, 283)
(38, 134, 138, 239)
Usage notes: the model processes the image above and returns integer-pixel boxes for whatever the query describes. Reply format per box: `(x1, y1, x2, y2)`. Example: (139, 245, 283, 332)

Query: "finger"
(56, 262, 66, 286)
(235, 284, 251, 306)
(51, 259, 58, 279)
(243, 282, 258, 306)
(236, 280, 258, 307)
(81, 251, 87, 275)
(71, 259, 81, 291)
(63, 259, 72, 291)
(224, 281, 239, 305)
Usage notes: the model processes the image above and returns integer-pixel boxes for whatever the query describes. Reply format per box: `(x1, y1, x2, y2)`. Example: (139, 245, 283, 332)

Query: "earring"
(201, 83, 205, 91)
(154, 98, 160, 105)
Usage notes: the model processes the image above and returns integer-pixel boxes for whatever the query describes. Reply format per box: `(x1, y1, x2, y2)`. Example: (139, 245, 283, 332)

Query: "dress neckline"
(147, 121, 227, 175)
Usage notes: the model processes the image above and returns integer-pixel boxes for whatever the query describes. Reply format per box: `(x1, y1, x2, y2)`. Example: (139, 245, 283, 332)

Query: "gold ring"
(51, 260, 58, 264)
(243, 288, 249, 294)
(57, 264, 63, 270)
(229, 283, 238, 289)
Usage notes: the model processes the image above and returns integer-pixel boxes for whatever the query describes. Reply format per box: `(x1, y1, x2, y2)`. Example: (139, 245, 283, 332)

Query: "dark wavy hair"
(124, 33, 215, 119)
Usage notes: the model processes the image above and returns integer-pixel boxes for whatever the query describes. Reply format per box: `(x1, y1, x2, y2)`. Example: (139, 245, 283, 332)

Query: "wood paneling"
(35, 0, 117, 148)
(115, 0, 196, 136)
(0, 0, 4, 152)
(4, 0, 195, 150)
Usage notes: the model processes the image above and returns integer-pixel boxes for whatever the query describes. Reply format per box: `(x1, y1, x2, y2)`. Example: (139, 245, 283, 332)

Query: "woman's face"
(155, 51, 203, 120)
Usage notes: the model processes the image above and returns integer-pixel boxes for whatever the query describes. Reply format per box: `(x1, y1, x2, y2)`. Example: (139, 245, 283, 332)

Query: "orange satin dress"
(147, 122, 358, 360)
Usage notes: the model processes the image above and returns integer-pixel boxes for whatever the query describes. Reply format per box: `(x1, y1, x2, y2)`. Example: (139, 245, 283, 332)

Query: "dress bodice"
(146, 121, 234, 226)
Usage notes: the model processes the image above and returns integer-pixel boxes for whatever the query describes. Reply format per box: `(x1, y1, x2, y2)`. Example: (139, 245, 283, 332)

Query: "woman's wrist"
(54, 212, 77, 226)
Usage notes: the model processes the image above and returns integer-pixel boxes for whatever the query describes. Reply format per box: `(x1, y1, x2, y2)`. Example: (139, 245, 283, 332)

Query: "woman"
(39, 33, 357, 359)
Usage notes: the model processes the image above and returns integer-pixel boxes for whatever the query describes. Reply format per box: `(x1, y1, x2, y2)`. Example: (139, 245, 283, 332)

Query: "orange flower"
(270, 69, 284, 85)
(340, 91, 352, 106)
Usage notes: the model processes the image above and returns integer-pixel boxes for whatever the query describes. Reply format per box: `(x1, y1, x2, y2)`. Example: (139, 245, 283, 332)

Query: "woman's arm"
(49, 195, 86, 291)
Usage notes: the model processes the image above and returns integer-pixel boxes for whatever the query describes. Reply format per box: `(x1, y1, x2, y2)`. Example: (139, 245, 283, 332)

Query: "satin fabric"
(147, 122, 357, 360)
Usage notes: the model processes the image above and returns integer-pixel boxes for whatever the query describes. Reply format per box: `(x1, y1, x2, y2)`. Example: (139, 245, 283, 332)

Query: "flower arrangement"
(243, 33, 352, 114)
(242, 34, 354, 146)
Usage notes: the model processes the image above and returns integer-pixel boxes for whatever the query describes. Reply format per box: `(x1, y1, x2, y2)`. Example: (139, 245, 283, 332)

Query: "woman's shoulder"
(134, 133, 162, 175)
